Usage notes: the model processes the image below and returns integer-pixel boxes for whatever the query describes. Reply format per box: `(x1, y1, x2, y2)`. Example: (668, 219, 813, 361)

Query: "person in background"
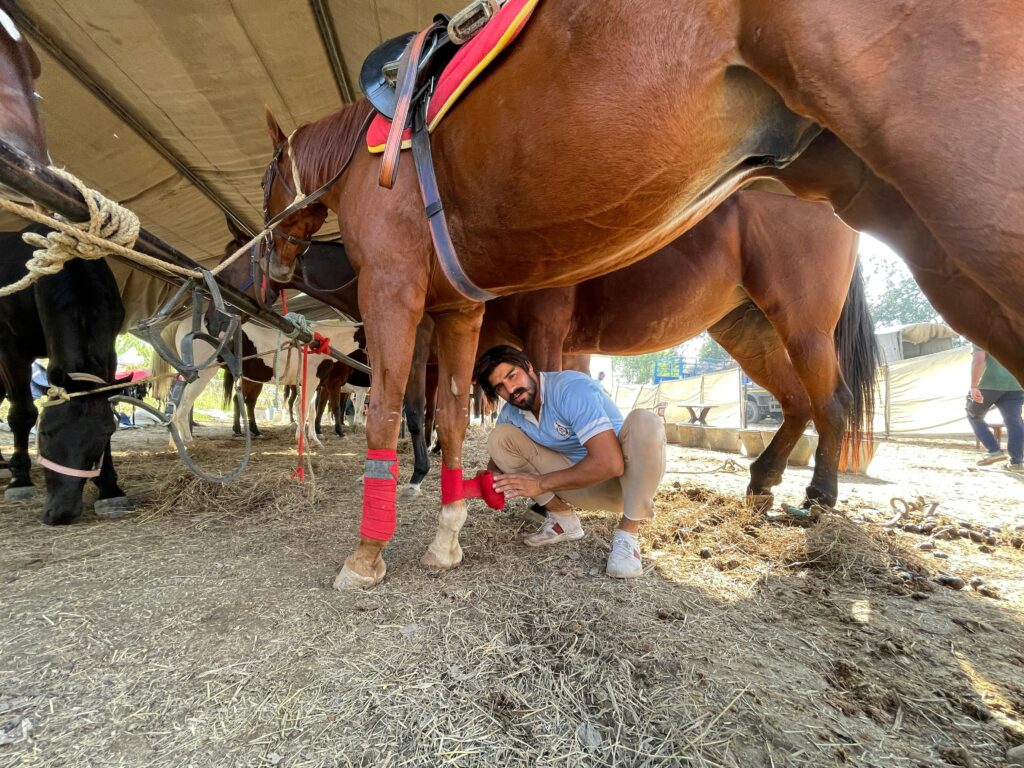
(966, 345, 1023, 471)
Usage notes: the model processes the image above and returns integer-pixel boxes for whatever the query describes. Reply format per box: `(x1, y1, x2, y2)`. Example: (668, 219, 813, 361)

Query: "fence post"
(884, 364, 892, 438)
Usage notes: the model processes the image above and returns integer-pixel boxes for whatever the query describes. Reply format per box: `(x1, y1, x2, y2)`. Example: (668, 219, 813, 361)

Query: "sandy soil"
(0, 419, 1021, 767)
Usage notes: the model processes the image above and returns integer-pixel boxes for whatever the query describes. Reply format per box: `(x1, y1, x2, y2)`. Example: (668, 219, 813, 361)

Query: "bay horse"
(261, 1, 1024, 589)
(477, 190, 876, 509)
(0, 226, 131, 522)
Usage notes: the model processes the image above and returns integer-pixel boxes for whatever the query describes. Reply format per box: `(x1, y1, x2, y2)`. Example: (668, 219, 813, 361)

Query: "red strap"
(290, 345, 310, 481)
(440, 463, 505, 509)
(308, 331, 330, 355)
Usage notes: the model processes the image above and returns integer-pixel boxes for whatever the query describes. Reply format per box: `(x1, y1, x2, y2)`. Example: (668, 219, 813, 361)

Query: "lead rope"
(0, 168, 272, 296)
(290, 344, 310, 482)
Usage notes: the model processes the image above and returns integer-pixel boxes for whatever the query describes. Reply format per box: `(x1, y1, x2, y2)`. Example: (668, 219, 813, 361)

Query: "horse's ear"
(265, 106, 286, 147)
(224, 214, 246, 242)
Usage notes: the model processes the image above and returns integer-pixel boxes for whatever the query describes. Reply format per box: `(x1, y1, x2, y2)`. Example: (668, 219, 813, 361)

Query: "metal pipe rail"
(0, 139, 370, 375)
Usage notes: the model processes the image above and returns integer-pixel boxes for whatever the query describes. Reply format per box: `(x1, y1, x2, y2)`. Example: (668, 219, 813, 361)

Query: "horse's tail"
(148, 324, 179, 403)
(223, 367, 235, 409)
(834, 259, 879, 460)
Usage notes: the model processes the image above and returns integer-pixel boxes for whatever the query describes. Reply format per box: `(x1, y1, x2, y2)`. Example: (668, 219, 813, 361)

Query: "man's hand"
(492, 472, 544, 500)
(970, 387, 984, 404)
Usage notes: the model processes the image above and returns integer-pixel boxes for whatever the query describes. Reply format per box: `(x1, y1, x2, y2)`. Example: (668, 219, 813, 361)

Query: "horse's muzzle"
(266, 255, 296, 284)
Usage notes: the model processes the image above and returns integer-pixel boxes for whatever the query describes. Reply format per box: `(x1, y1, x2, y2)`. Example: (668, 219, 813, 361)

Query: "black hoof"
(95, 496, 136, 518)
(5, 485, 36, 501)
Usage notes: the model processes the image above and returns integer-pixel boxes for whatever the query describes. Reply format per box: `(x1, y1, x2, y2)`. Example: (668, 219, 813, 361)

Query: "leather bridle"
(259, 111, 374, 273)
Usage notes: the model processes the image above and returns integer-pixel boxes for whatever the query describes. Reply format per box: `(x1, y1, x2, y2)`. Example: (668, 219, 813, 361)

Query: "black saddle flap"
(360, 32, 415, 121)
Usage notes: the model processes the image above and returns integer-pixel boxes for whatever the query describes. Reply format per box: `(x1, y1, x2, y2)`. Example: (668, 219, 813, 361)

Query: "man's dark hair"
(473, 345, 532, 403)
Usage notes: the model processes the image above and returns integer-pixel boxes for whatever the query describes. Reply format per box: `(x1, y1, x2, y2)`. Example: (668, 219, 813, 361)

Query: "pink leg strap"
(361, 449, 399, 540)
(441, 463, 505, 510)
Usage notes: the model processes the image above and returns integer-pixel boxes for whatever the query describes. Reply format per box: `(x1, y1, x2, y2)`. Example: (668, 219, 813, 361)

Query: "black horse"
(0, 226, 132, 523)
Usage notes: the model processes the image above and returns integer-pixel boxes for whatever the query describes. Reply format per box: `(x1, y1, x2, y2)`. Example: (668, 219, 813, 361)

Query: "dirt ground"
(0, 417, 1021, 767)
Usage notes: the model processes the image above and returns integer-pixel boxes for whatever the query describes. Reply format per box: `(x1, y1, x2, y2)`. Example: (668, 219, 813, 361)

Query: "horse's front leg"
(421, 305, 485, 571)
(333, 284, 422, 590)
(3, 357, 36, 500)
(93, 440, 135, 518)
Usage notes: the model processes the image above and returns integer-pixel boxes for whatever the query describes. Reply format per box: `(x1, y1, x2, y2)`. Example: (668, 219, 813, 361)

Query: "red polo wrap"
(361, 449, 399, 540)
(441, 463, 505, 510)
(308, 331, 330, 355)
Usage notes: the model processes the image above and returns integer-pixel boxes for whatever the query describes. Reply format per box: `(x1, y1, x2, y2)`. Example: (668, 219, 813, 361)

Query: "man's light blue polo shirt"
(496, 371, 623, 464)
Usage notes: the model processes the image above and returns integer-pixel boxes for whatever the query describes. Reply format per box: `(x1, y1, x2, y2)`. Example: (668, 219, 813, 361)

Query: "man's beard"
(508, 383, 536, 411)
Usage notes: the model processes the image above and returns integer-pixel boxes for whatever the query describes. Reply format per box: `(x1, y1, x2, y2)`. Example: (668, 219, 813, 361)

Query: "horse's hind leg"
(3, 356, 37, 500)
(710, 306, 812, 509)
(285, 385, 298, 423)
(93, 441, 134, 518)
(421, 305, 485, 571)
(245, 381, 261, 437)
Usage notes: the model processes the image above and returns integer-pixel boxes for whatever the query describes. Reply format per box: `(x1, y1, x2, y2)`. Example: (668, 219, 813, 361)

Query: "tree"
(859, 234, 940, 328)
(611, 352, 660, 384)
(695, 332, 729, 364)
(868, 260, 940, 327)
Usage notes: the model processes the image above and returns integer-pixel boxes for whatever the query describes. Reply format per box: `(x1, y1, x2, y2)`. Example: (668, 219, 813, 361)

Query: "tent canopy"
(7, 0, 464, 267)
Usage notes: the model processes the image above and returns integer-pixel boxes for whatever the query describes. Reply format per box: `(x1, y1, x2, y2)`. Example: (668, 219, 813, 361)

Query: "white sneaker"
(522, 513, 584, 547)
(606, 530, 643, 578)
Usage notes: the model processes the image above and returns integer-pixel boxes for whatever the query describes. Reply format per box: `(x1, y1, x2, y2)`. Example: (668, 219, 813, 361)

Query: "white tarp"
(627, 346, 985, 438)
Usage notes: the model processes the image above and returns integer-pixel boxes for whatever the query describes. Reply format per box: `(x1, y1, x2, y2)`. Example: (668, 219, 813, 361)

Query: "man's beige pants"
(487, 409, 666, 520)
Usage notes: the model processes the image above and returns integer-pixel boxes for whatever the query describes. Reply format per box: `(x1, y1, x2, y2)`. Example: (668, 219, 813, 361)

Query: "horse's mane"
(291, 100, 375, 187)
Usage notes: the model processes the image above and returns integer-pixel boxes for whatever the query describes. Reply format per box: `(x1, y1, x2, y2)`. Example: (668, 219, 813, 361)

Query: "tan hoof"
(333, 557, 386, 590)
(398, 483, 423, 502)
(745, 493, 774, 514)
(420, 541, 463, 571)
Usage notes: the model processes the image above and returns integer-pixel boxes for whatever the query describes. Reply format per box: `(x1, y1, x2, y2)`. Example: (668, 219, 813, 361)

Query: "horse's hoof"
(333, 559, 386, 590)
(94, 496, 136, 519)
(745, 493, 774, 514)
(420, 541, 463, 571)
(5, 486, 36, 501)
(398, 483, 423, 502)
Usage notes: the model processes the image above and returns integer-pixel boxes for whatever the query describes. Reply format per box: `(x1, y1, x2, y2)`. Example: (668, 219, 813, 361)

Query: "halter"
(261, 134, 317, 253)
(35, 371, 120, 480)
(259, 111, 375, 272)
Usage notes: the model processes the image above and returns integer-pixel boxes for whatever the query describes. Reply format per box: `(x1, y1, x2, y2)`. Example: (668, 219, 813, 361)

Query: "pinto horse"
(261, 1, 1023, 589)
(478, 190, 876, 509)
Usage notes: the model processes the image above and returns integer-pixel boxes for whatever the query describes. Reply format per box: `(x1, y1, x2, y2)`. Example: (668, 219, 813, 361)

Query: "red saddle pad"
(366, 0, 540, 153)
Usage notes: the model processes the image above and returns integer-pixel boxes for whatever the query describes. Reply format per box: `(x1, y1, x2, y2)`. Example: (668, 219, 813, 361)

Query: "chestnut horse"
(262, 1, 1023, 588)
(217, 221, 437, 498)
(478, 190, 876, 509)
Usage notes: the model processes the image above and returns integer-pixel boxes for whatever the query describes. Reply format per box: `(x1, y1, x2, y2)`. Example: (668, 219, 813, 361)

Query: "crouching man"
(473, 345, 666, 578)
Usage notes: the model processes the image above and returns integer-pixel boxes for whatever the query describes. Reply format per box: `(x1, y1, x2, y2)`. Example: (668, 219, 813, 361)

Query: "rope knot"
(38, 385, 70, 409)
(283, 311, 312, 340)
(0, 166, 140, 297)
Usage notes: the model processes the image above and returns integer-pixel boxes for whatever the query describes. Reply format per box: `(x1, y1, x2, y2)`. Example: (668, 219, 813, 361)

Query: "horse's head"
(0, 2, 46, 164)
(36, 375, 118, 524)
(217, 214, 285, 307)
(261, 108, 328, 284)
